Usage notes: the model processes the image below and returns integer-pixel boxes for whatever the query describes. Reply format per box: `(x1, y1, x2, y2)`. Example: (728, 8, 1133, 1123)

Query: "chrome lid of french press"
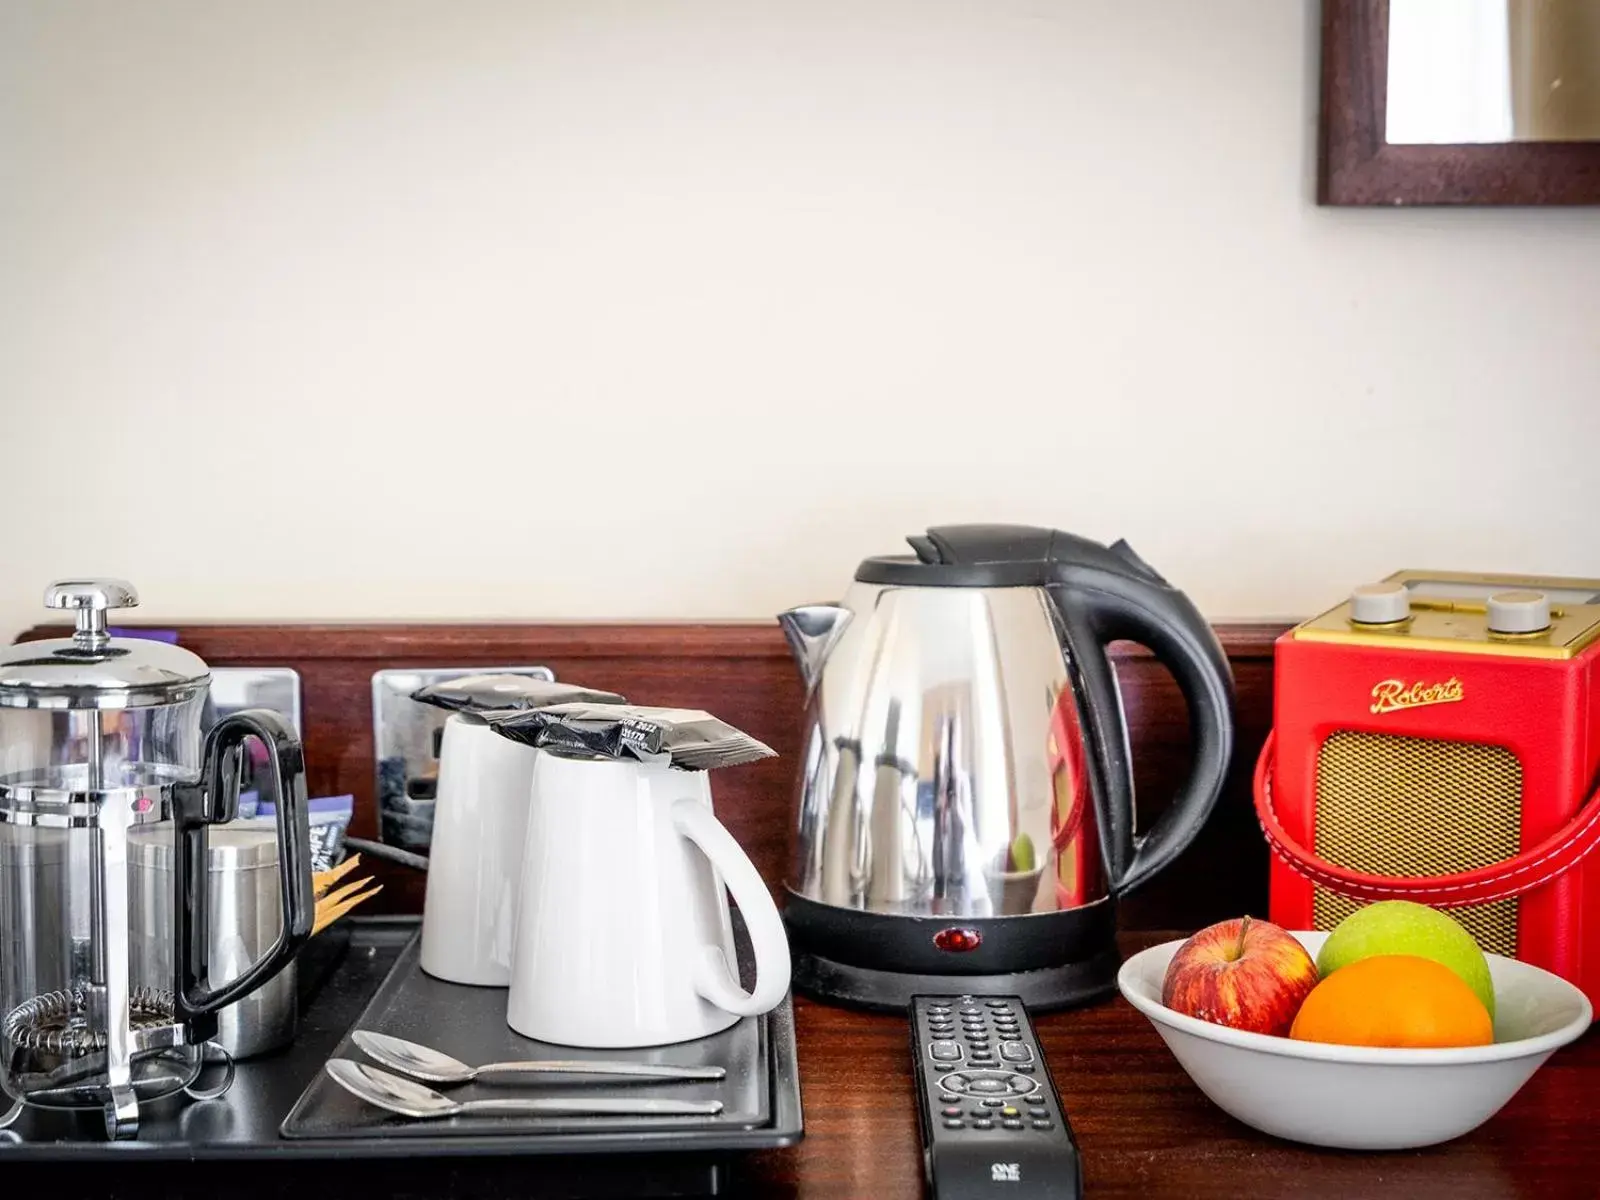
(0, 580, 209, 710)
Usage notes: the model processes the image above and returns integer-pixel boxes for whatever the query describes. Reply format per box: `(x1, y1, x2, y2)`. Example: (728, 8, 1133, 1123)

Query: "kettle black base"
(783, 891, 1123, 1012)
(791, 949, 1122, 1013)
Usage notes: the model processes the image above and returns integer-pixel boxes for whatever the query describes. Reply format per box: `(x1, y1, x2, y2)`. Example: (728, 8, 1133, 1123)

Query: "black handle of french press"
(1048, 561, 1236, 896)
(172, 709, 315, 1025)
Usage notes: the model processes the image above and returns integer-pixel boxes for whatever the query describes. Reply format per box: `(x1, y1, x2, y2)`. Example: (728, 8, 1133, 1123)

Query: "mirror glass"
(1387, 0, 1600, 143)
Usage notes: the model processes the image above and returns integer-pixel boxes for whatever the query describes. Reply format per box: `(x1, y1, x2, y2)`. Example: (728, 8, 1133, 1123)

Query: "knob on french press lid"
(45, 579, 139, 652)
(0, 578, 210, 709)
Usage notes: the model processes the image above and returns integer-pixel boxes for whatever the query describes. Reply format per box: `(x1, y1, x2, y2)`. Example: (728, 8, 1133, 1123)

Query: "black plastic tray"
(282, 933, 786, 1148)
(0, 917, 803, 1177)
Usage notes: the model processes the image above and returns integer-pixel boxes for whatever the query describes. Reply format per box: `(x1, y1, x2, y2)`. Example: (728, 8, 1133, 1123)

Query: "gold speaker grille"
(1310, 732, 1522, 958)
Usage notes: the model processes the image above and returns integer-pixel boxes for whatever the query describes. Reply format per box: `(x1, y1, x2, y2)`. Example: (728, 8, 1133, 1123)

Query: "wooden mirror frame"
(1320, 0, 1600, 205)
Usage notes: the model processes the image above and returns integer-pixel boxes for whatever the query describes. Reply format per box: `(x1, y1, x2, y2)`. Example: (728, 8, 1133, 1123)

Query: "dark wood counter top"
(4, 942, 1592, 1199)
(743, 932, 1599, 1200)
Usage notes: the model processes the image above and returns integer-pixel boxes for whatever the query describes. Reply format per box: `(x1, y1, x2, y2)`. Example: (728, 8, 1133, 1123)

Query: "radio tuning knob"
(1487, 590, 1552, 635)
(1350, 582, 1411, 625)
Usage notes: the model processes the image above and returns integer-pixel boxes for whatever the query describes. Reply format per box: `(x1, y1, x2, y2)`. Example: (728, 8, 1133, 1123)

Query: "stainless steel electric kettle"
(778, 525, 1235, 1009)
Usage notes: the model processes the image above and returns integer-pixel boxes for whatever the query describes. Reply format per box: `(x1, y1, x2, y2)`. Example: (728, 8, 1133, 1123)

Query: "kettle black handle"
(1048, 564, 1235, 896)
(171, 709, 315, 1029)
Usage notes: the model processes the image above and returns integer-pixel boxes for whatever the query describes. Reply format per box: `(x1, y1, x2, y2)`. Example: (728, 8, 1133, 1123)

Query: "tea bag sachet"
(410, 674, 625, 715)
(483, 704, 775, 770)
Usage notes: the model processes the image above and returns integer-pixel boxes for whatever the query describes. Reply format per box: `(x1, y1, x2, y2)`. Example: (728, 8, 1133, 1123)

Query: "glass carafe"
(0, 581, 312, 1138)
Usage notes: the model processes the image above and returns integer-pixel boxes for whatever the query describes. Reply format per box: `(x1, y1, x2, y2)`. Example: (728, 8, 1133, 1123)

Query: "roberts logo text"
(1369, 677, 1464, 715)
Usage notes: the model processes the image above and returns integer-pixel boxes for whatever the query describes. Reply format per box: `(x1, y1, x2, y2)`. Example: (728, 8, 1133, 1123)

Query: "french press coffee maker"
(0, 581, 312, 1138)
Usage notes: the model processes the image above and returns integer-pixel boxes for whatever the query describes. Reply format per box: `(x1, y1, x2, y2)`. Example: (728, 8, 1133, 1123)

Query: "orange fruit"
(1288, 955, 1493, 1049)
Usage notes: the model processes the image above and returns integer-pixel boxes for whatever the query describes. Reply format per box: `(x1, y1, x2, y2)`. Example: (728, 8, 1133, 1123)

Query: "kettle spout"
(778, 604, 852, 692)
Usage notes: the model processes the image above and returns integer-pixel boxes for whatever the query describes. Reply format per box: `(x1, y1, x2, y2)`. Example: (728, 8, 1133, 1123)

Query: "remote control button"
(972, 1119, 994, 1130)
(1002, 1119, 1024, 1130)
(981, 1098, 1005, 1108)
(939, 1093, 960, 1104)
(998, 1032, 1022, 1041)
(999, 1043, 1033, 1063)
(1013, 1063, 1036, 1073)
(941, 1106, 962, 1118)
(929, 1041, 962, 1062)
(944, 1119, 964, 1130)
(927, 1004, 952, 1015)
(959, 1006, 981, 1016)
(1026, 1098, 1047, 1109)
(944, 1069, 1036, 1098)
(993, 1020, 1019, 1030)
(1000, 1106, 1020, 1117)
(1032, 1119, 1054, 1130)
(985, 999, 1011, 1009)
(970, 1051, 995, 1062)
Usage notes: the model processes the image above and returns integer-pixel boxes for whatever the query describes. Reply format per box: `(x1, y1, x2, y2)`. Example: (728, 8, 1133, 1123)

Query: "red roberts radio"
(1255, 571, 1600, 1010)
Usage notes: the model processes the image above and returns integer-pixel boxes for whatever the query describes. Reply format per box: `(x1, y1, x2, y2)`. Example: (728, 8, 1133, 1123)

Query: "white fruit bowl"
(1117, 931, 1592, 1150)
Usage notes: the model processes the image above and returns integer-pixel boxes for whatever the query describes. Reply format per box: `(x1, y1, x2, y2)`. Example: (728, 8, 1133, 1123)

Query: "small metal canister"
(129, 823, 296, 1060)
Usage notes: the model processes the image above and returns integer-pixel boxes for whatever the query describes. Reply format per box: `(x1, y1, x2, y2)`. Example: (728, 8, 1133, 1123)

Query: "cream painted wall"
(2, 0, 1597, 644)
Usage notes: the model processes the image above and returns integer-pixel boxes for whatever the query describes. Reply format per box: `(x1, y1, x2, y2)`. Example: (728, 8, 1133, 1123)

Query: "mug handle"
(671, 798, 792, 1017)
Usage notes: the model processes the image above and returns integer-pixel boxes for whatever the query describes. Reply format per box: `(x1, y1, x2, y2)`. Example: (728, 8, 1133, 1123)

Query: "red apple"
(1161, 916, 1318, 1036)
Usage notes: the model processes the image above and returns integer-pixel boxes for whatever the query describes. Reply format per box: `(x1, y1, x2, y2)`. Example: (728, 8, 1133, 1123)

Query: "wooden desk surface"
(743, 934, 1599, 1200)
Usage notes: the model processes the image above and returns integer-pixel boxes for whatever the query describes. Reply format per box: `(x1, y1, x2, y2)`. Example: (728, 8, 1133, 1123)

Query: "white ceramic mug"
(420, 714, 540, 986)
(506, 754, 791, 1047)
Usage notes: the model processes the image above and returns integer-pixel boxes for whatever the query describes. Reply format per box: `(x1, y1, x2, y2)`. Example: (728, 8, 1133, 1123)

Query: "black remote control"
(910, 995, 1082, 1200)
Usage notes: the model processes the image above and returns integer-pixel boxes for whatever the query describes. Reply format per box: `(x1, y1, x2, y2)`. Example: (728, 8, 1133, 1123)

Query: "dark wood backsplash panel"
(17, 621, 1286, 931)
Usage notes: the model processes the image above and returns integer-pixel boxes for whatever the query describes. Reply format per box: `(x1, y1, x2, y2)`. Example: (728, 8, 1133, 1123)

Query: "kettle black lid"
(854, 524, 1166, 587)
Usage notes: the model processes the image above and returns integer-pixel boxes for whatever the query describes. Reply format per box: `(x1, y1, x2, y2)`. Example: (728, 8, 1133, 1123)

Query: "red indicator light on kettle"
(933, 927, 982, 953)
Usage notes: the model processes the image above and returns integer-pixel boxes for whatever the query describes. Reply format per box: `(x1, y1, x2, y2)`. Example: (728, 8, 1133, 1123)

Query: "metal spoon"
(325, 1060, 724, 1120)
(352, 1030, 727, 1086)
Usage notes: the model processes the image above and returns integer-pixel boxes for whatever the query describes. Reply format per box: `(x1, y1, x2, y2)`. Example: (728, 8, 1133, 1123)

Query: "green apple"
(1316, 901, 1494, 1018)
